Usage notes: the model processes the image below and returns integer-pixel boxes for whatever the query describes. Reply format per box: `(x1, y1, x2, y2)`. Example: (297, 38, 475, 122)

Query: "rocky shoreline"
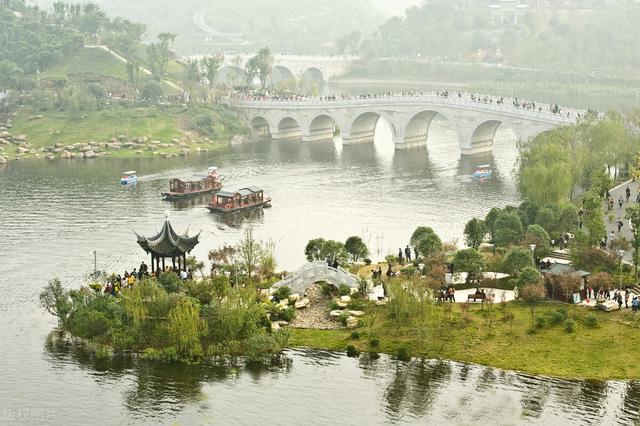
(0, 114, 249, 164)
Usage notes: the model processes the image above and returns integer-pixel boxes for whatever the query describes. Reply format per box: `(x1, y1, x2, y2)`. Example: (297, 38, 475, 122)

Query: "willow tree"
(518, 133, 573, 205)
(168, 298, 207, 359)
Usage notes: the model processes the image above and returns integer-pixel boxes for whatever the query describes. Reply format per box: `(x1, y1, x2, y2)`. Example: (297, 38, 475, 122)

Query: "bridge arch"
(273, 116, 302, 140)
(461, 119, 521, 155)
(217, 66, 248, 86)
(268, 65, 296, 86)
(399, 109, 450, 149)
(303, 113, 339, 142)
(343, 111, 396, 146)
(250, 116, 270, 139)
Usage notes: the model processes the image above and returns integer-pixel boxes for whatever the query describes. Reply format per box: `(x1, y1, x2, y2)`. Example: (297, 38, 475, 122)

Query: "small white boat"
(120, 171, 138, 185)
(472, 165, 492, 178)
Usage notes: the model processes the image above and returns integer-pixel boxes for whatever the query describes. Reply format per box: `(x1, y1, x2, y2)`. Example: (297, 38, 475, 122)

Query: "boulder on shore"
(346, 316, 358, 329)
(340, 295, 351, 303)
(61, 150, 71, 159)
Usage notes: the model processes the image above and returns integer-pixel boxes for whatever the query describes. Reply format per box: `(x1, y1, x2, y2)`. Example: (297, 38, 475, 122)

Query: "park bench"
(468, 294, 486, 303)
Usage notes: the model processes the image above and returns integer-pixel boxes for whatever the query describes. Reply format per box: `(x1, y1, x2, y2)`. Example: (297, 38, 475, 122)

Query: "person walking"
(609, 230, 616, 248)
(617, 293, 624, 310)
(618, 218, 624, 233)
(619, 196, 624, 209)
(626, 186, 631, 202)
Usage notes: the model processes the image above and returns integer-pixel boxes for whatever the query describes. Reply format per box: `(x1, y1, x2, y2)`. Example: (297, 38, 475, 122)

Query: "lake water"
(2, 119, 639, 424)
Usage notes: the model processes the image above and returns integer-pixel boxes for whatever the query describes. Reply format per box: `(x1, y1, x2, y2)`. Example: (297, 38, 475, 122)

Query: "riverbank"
(0, 104, 249, 163)
(289, 300, 640, 381)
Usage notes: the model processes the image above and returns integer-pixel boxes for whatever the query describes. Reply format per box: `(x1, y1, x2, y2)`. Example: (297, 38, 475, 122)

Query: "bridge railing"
(231, 93, 587, 125)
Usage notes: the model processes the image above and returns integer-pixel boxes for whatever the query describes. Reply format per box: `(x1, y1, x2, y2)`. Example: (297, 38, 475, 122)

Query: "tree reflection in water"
(382, 358, 451, 418)
(44, 331, 292, 417)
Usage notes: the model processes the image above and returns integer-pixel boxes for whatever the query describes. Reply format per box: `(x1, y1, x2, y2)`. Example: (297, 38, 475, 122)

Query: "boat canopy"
(123, 170, 137, 175)
(477, 165, 490, 169)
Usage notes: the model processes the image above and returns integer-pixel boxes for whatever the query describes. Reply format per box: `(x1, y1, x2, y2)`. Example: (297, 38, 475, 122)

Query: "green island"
(40, 108, 640, 380)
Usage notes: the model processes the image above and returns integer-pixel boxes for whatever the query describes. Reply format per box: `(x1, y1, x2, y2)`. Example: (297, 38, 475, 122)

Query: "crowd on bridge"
(232, 89, 593, 119)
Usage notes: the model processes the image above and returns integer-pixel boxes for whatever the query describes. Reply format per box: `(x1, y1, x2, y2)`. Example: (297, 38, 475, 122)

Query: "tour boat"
(207, 187, 271, 213)
(120, 171, 138, 185)
(472, 165, 492, 178)
(162, 166, 222, 200)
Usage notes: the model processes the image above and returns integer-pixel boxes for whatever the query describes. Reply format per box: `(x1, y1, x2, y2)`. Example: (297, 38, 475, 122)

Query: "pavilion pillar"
(151, 253, 155, 274)
(172, 256, 176, 270)
(183, 253, 187, 272)
(162, 257, 165, 271)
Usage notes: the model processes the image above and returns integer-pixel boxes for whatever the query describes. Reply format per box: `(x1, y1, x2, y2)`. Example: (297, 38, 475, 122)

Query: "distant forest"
(21, 0, 640, 76)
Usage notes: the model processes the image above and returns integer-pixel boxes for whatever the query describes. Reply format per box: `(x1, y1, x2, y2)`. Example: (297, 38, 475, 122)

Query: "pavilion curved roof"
(135, 220, 201, 257)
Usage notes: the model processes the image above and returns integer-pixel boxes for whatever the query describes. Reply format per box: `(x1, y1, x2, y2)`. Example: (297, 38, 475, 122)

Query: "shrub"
(158, 272, 180, 293)
(370, 338, 380, 348)
(320, 282, 335, 297)
(279, 308, 296, 322)
(245, 333, 279, 364)
(141, 80, 163, 100)
(548, 309, 568, 325)
(350, 331, 360, 340)
(397, 346, 411, 362)
(273, 286, 291, 302)
(584, 314, 599, 328)
(346, 344, 359, 357)
(329, 300, 340, 311)
(364, 258, 372, 265)
(347, 298, 366, 311)
(339, 284, 351, 296)
(87, 82, 106, 99)
(338, 312, 349, 326)
(534, 315, 546, 329)
(369, 352, 380, 360)
(564, 319, 576, 333)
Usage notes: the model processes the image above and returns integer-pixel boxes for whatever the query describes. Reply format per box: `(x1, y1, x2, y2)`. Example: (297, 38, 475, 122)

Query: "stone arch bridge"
(271, 261, 361, 296)
(233, 94, 583, 155)
(210, 53, 358, 86)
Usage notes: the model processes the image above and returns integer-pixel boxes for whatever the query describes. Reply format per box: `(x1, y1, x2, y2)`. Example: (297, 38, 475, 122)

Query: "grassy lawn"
(4, 104, 247, 160)
(40, 47, 129, 81)
(289, 301, 640, 380)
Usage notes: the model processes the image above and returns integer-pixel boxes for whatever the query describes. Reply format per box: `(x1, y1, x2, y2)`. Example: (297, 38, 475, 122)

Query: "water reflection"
(43, 335, 640, 425)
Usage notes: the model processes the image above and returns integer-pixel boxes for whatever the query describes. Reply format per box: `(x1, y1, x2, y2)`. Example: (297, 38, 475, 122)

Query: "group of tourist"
(586, 287, 640, 311)
(101, 261, 193, 296)
(231, 89, 581, 118)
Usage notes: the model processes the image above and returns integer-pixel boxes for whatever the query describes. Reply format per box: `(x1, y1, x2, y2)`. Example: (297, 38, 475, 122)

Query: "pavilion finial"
(164, 210, 171, 219)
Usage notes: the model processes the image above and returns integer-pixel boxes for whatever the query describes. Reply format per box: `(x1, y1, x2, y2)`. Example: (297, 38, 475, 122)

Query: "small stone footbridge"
(272, 261, 361, 295)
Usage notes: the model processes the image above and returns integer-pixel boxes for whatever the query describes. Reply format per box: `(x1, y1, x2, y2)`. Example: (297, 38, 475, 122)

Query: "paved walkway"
(604, 179, 639, 262)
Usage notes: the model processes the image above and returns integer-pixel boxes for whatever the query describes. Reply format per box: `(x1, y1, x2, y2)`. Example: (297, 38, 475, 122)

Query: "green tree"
(452, 249, 486, 284)
(410, 226, 436, 249)
(464, 218, 486, 249)
(141, 80, 163, 100)
(493, 210, 524, 247)
(582, 192, 606, 244)
(523, 224, 551, 259)
(202, 56, 222, 88)
(344, 236, 369, 262)
(305, 238, 326, 261)
(626, 204, 640, 277)
(502, 247, 533, 276)
(238, 227, 262, 286)
(245, 47, 273, 89)
(146, 32, 176, 80)
(417, 232, 442, 259)
(39, 279, 71, 324)
(521, 282, 546, 325)
(518, 132, 574, 204)
(320, 240, 347, 264)
(167, 298, 207, 359)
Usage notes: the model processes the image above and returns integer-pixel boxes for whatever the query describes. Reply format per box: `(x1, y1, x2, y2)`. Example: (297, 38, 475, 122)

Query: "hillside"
(31, 0, 382, 54)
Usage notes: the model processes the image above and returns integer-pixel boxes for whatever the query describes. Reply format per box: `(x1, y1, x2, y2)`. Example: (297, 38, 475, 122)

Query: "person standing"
(626, 186, 631, 202)
(398, 248, 404, 265)
(405, 245, 412, 263)
(619, 196, 624, 209)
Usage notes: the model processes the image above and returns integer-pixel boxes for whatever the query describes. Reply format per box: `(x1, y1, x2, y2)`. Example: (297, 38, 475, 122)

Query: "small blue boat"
(472, 165, 492, 179)
(120, 171, 138, 185)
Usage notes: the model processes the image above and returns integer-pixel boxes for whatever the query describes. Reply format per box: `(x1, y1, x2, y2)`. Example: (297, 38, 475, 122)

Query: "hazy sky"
(369, 0, 422, 16)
